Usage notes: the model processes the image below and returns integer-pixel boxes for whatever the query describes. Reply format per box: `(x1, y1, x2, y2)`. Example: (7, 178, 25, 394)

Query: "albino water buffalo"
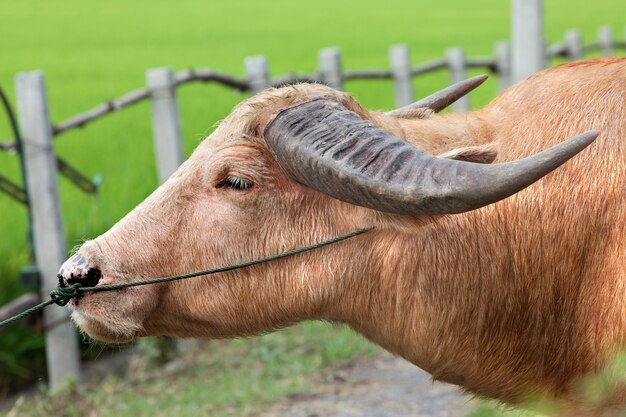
(60, 58, 625, 415)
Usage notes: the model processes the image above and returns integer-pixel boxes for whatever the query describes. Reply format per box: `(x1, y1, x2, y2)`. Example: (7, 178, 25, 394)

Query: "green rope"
(0, 299, 58, 329)
(0, 227, 372, 330)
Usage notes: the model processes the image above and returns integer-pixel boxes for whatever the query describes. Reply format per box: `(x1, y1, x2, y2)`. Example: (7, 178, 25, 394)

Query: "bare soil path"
(258, 352, 475, 417)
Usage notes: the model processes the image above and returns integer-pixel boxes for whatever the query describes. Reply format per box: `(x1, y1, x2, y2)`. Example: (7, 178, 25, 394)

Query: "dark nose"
(58, 253, 102, 288)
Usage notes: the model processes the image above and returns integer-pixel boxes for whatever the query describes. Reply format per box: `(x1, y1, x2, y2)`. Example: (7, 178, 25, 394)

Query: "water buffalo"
(60, 57, 625, 415)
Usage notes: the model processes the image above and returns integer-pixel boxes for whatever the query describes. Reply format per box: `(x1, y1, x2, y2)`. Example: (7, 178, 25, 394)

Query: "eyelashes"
(217, 176, 254, 191)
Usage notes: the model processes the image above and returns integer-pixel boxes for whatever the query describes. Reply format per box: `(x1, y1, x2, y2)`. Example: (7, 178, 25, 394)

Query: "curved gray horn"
(385, 74, 488, 117)
(264, 99, 598, 215)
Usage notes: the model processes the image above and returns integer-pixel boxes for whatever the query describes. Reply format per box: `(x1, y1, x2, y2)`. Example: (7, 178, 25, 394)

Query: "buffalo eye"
(217, 176, 254, 191)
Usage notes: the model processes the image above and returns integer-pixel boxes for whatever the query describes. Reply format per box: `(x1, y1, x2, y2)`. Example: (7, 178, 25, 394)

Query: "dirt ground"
(258, 352, 475, 417)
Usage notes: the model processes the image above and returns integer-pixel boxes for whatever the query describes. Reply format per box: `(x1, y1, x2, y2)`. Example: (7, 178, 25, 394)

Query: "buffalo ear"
(437, 143, 498, 164)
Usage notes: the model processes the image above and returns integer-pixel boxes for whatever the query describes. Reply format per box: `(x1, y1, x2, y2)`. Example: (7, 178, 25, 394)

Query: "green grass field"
(0, 0, 623, 414)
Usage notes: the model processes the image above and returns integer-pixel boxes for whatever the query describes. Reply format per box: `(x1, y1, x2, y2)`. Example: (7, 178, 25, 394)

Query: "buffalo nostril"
(66, 267, 102, 288)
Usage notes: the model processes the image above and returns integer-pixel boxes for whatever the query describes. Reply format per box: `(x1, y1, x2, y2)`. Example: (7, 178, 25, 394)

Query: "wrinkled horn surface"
(264, 99, 597, 215)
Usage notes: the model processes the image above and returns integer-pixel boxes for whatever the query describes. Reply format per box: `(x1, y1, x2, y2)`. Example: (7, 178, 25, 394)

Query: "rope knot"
(50, 283, 83, 306)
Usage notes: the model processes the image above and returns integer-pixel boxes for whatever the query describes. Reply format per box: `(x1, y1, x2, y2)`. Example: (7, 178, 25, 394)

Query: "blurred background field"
(0, 0, 623, 415)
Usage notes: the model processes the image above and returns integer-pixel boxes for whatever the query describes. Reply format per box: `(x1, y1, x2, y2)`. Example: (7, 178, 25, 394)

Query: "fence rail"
(0, 292, 40, 325)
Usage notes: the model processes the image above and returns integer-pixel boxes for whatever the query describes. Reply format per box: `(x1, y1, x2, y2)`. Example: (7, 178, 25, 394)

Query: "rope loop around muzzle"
(50, 283, 84, 307)
(0, 227, 373, 330)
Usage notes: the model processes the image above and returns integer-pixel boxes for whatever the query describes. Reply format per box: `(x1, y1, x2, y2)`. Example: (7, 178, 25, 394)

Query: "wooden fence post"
(565, 29, 583, 60)
(511, 0, 545, 82)
(146, 68, 198, 355)
(15, 71, 81, 389)
(598, 26, 614, 57)
(146, 68, 184, 184)
(494, 41, 511, 92)
(245, 56, 270, 95)
(445, 47, 469, 111)
(389, 44, 414, 108)
(318, 47, 343, 90)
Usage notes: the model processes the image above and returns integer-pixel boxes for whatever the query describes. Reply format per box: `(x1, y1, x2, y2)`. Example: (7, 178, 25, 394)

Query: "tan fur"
(64, 58, 625, 415)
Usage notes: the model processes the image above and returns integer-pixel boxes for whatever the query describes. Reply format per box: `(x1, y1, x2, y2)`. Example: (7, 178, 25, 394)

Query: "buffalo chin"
(71, 310, 141, 344)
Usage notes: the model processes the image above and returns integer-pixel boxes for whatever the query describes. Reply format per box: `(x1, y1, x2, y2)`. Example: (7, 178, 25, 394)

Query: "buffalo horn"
(264, 99, 598, 215)
(385, 74, 488, 117)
